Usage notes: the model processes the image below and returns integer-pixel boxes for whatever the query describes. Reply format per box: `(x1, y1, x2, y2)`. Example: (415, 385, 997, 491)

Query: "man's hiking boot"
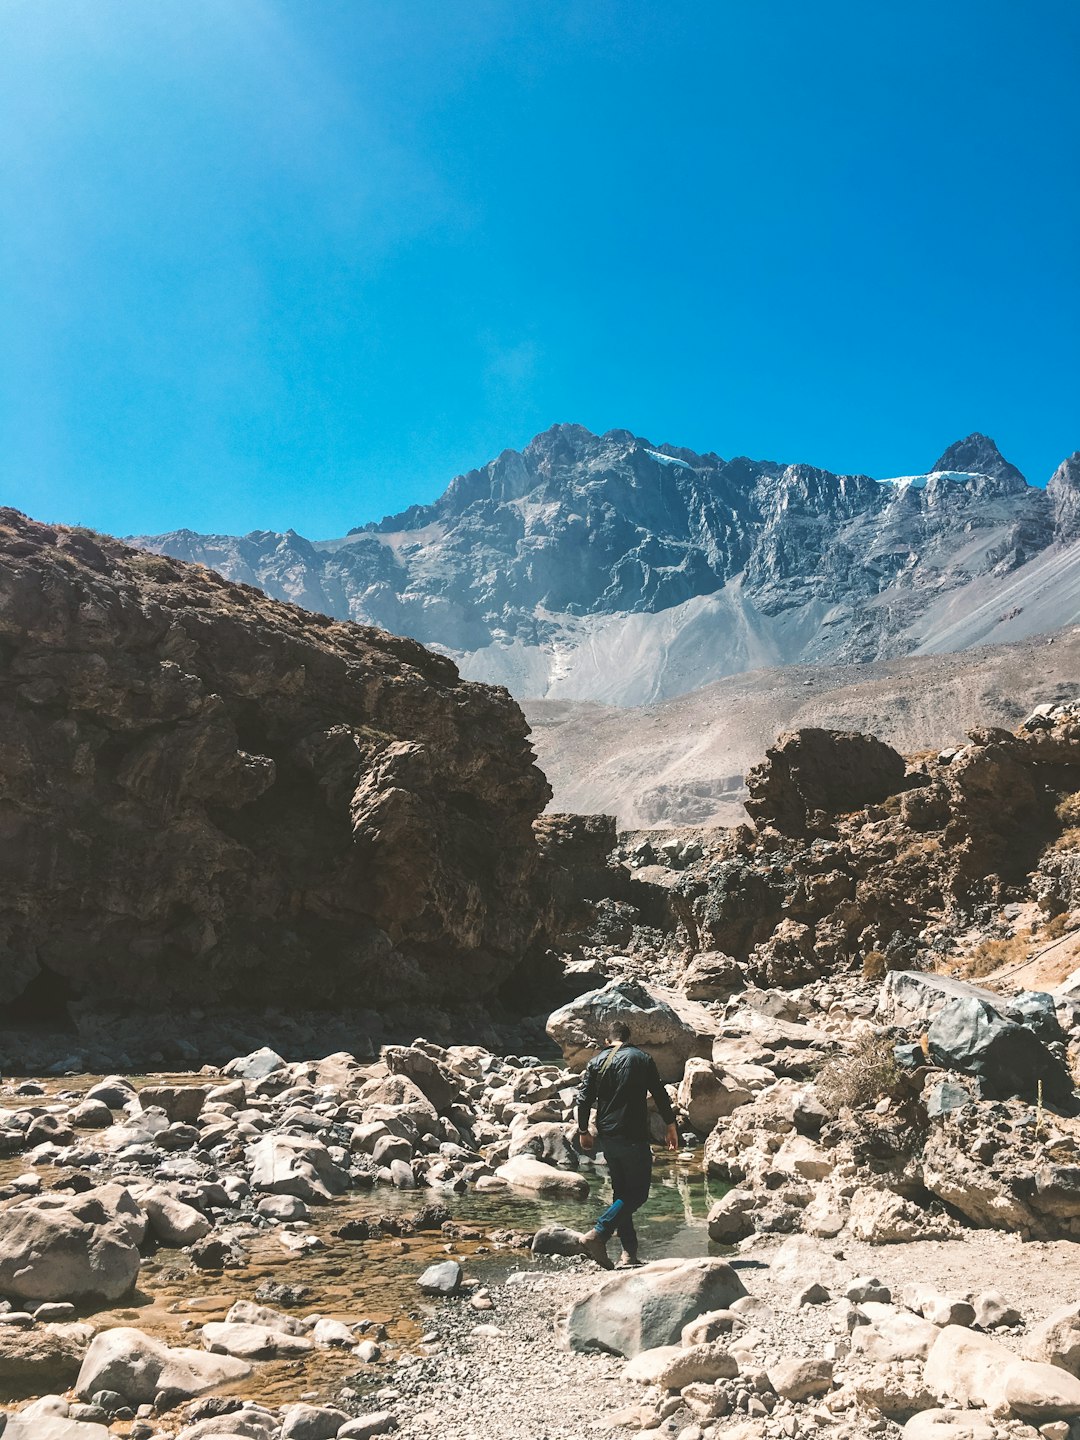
(578, 1228, 613, 1269)
(616, 1251, 642, 1268)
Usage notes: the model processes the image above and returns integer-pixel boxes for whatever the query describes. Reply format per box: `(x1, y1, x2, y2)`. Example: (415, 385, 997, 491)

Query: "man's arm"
(575, 1057, 599, 1147)
(647, 1057, 680, 1150)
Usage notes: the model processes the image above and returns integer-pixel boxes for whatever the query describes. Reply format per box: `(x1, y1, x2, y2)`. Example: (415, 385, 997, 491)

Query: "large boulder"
(76, 1327, 252, 1407)
(1023, 1301, 1080, 1374)
(131, 1186, 212, 1247)
(354, 1074, 440, 1136)
(546, 979, 715, 1081)
(507, 1121, 579, 1170)
(927, 996, 1073, 1102)
(678, 1058, 751, 1133)
(559, 1256, 748, 1357)
(246, 1135, 349, 1204)
(745, 729, 907, 835)
(877, 971, 1001, 1027)
(847, 1188, 955, 1244)
(0, 1188, 144, 1303)
(383, 1046, 462, 1113)
(923, 1325, 1011, 1410)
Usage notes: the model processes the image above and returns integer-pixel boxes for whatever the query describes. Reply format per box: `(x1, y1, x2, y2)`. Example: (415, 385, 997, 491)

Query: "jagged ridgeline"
(131, 425, 1080, 707)
(0, 510, 554, 1014)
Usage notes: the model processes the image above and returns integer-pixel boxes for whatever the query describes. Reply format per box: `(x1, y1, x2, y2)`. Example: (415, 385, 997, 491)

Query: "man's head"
(606, 1020, 631, 1045)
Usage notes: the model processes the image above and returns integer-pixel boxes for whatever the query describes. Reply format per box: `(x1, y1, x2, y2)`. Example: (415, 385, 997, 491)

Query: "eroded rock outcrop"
(0, 510, 552, 1013)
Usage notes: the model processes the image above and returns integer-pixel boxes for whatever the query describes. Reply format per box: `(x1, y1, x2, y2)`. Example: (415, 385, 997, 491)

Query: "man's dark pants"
(593, 1138, 652, 1255)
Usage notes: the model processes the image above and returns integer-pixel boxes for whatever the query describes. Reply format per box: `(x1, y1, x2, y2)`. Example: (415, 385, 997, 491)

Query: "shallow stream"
(1, 1074, 729, 1409)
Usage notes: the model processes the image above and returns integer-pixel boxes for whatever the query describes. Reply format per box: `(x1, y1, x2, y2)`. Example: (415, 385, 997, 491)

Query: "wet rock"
(560, 1256, 748, 1357)
(495, 1155, 589, 1196)
(531, 1225, 584, 1256)
(76, 1328, 251, 1408)
(200, 1322, 314, 1360)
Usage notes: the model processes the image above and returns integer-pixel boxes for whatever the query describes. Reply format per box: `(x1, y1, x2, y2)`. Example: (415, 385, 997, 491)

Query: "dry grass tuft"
(958, 933, 1030, 978)
(815, 1032, 905, 1116)
(861, 949, 888, 981)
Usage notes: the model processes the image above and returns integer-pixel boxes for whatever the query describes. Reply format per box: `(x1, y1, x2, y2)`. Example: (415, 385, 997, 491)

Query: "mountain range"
(133, 425, 1080, 709)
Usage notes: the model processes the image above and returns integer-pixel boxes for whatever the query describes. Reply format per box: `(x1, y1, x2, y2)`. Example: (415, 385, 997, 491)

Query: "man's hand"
(665, 1123, 679, 1152)
(578, 1131, 595, 1152)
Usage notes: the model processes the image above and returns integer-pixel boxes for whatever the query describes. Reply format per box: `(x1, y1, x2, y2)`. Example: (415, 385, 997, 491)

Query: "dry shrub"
(1045, 913, 1072, 940)
(862, 949, 887, 981)
(1049, 827, 1080, 855)
(1056, 793, 1080, 828)
(960, 934, 1029, 978)
(815, 1032, 904, 1117)
(894, 836, 942, 865)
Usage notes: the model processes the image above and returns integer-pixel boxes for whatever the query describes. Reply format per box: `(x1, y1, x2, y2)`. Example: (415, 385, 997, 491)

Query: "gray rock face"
(130, 424, 1079, 706)
(560, 1256, 748, 1357)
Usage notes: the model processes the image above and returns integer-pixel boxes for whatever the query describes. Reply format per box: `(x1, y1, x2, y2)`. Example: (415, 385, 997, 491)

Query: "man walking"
(575, 1019, 679, 1269)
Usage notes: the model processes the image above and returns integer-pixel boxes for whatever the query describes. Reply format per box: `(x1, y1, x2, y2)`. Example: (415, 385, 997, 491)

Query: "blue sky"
(2, 1, 1078, 538)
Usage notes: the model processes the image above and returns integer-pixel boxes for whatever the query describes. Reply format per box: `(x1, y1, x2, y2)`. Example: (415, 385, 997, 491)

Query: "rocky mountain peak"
(1047, 451, 1080, 542)
(930, 433, 1027, 486)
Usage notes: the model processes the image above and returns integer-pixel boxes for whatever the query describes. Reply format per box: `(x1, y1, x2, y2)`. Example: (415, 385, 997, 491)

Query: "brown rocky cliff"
(0, 510, 553, 1012)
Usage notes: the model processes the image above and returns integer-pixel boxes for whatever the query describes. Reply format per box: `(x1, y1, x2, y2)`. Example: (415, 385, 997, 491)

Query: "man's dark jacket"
(575, 1043, 676, 1144)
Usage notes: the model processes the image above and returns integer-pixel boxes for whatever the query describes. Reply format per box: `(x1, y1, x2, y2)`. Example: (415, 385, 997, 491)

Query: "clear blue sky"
(2, 1, 1078, 538)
